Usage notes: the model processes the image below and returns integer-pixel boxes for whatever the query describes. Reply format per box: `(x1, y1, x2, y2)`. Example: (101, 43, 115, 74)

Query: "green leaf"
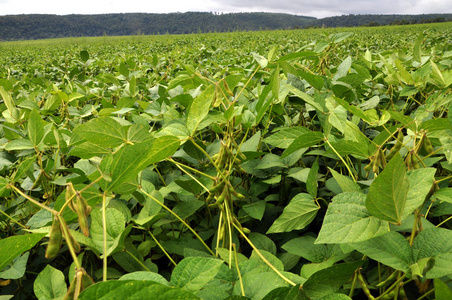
(267, 193, 319, 234)
(0, 233, 45, 271)
(33, 265, 67, 300)
(100, 136, 179, 191)
(0, 177, 9, 197)
(328, 168, 361, 193)
(90, 208, 126, 256)
(287, 85, 325, 112)
(351, 231, 412, 272)
(413, 227, 452, 279)
(72, 117, 127, 148)
(306, 159, 319, 198)
(319, 294, 352, 300)
(262, 285, 305, 300)
(366, 154, 409, 225)
(186, 85, 214, 135)
(402, 168, 436, 219)
(234, 271, 288, 300)
(328, 106, 347, 134)
(27, 109, 45, 147)
(170, 257, 224, 293)
(5, 139, 35, 151)
(119, 271, 169, 286)
(434, 279, 452, 300)
(264, 127, 310, 149)
(413, 33, 423, 63)
(282, 132, 324, 158)
(302, 261, 363, 299)
(80, 50, 90, 62)
(242, 201, 266, 221)
(79, 280, 199, 299)
(316, 192, 389, 244)
(282, 236, 346, 264)
(0, 252, 29, 279)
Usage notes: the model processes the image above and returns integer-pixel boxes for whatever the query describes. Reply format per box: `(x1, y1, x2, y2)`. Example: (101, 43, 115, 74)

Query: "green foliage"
(1, 22, 452, 300)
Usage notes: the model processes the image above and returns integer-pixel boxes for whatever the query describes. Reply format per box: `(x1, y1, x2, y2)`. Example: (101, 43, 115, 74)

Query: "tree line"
(0, 12, 451, 41)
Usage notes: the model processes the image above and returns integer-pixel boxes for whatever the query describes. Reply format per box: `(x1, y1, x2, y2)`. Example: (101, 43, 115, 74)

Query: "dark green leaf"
(267, 193, 319, 234)
(366, 154, 409, 225)
(0, 233, 45, 271)
(302, 261, 363, 299)
(316, 192, 389, 244)
(79, 280, 199, 299)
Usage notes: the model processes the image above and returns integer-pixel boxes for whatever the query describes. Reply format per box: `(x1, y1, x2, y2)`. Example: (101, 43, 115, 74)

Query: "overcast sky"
(0, 0, 451, 19)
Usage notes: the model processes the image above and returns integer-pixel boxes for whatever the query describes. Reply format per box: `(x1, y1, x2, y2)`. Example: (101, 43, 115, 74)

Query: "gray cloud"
(208, 0, 451, 18)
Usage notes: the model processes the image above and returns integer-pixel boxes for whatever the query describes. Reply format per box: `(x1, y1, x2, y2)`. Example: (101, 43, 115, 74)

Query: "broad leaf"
(435, 279, 452, 300)
(306, 158, 319, 198)
(0, 252, 29, 279)
(72, 117, 127, 148)
(27, 109, 45, 147)
(412, 227, 452, 278)
(0, 233, 45, 271)
(402, 168, 436, 219)
(119, 271, 169, 286)
(302, 261, 363, 299)
(267, 193, 319, 234)
(328, 168, 361, 193)
(316, 192, 389, 244)
(33, 265, 67, 300)
(100, 136, 179, 191)
(186, 85, 214, 135)
(282, 132, 324, 158)
(366, 154, 409, 225)
(79, 280, 199, 299)
(351, 231, 412, 272)
(90, 208, 126, 256)
(262, 285, 305, 300)
(234, 271, 288, 300)
(282, 236, 346, 264)
(170, 257, 224, 293)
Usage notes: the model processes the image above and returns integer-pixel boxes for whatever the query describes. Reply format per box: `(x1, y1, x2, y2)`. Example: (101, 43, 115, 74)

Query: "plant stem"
(0, 208, 27, 229)
(10, 185, 57, 214)
(102, 192, 108, 282)
(167, 158, 216, 180)
(125, 249, 151, 271)
(324, 138, 357, 182)
(148, 230, 177, 267)
(233, 223, 296, 286)
(233, 243, 245, 296)
(139, 187, 215, 256)
(58, 216, 81, 269)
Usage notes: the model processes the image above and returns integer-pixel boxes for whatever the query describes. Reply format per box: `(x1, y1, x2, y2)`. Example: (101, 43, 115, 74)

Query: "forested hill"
(0, 12, 314, 41)
(0, 12, 451, 41)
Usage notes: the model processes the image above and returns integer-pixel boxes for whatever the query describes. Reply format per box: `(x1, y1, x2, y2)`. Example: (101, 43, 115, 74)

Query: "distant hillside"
(0, 12, 315, 41)
(311, 13, 452, 27)
(0, 12, 451, 41)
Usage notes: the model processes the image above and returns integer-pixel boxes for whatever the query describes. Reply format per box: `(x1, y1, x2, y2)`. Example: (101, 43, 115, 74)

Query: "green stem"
(10, 185, 57, 214)
(167, 158, 216, 180)
(233, 243, 245, 297)
(148, 230, 177, 267)
(416, 288, 434, 300)
(325, 138, 357, 182)
(233, 223, 296, 286)
(102, 193, 108, 282)
(125, 249, 151, 271)
(139, 187, 215, 256)
(58, 215, 81, 269)
(376, 274, 406, 300)
(349, 270, 359, 298)
(0, 208, 27, 229)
